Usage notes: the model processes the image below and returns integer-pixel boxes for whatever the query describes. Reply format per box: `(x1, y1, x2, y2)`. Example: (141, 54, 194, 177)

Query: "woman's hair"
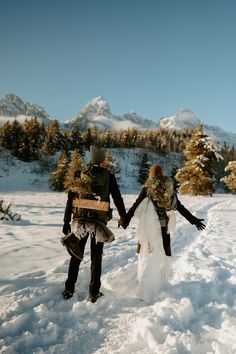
(149, 164, 164, 178)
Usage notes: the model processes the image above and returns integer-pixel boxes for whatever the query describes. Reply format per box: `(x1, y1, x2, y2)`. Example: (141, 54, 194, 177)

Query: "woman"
(119, 164, 205, 304)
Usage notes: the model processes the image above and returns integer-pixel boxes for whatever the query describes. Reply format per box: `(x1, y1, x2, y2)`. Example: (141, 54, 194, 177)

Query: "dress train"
(134, 197, 171, 304)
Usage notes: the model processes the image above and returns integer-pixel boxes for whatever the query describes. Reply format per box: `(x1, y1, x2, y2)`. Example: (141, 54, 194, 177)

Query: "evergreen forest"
(0, 118, 236, 194)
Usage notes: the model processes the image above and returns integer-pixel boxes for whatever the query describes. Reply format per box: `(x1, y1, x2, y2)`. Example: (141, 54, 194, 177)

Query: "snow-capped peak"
(87, 96, 107, 106)
(82, 96, 112, 117)
(160, 108, 201, 129)
(64, 97, 159, 131)
(159, 108, 236, 147)
(0, 94, 50, 119)
(0, 94, 51, 127)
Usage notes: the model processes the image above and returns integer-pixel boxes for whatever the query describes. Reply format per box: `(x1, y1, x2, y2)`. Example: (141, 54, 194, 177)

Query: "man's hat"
(90, 145, 105, 165)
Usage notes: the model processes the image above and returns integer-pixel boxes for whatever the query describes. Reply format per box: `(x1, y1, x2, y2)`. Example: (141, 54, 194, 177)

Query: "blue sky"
(1, 0, 236, 133)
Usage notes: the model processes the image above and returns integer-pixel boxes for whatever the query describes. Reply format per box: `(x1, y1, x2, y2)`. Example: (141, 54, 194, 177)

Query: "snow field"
(0, 193, 236, 354)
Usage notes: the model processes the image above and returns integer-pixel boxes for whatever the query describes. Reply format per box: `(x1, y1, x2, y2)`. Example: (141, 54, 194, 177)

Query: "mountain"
(1, 94, 236, 147)
(160, 108, 201, 129)
(160, 108, 236, 147)
(63, 96, 159, 131)
(65, 99, 236, 146)
(0, 94, 51, 126)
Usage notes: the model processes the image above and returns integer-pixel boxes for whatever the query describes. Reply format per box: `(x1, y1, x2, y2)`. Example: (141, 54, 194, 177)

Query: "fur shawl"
(145, 176, 174, 210)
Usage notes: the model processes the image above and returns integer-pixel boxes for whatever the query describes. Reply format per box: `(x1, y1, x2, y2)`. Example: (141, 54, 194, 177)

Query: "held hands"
(118, 217, 129, 229)
(194, 218, 206, 231)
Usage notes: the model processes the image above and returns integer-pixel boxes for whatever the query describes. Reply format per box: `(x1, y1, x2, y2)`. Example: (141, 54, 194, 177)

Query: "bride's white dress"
(134, 197, 174, 304)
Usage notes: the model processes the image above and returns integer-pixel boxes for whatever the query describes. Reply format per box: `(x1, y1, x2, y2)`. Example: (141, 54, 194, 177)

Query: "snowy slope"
(0, 193, 235, 353)
(160, 108, 201, 129)
(0, 147, 184, 194)
(0, 148, 51, 192)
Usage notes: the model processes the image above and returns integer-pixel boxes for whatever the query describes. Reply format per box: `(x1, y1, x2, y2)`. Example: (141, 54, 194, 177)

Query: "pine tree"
(176, 125, 220, 195)
(214, 144, 236, 191)
(19, 118, 46, 161)
(102, 130, 113, 148)
(49, 151, 68, 191)
(221, 161, 236, 193)
(83, 128, 93, 149)
(69, 125, 83, 151)
(64, 150, 85, 192)
(138, 152, 150, 185)
(0, 121, 13, 149)
(42, 120, 64, 155)
(0, 120, 24, 157)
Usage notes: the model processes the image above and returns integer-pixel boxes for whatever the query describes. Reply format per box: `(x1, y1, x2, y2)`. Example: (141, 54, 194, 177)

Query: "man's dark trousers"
(65, 233, 104, 297)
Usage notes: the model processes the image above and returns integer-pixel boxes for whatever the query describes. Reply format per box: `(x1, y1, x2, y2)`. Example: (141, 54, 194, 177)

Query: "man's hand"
(62, 222, 71, 235)
(194, 218, 205, 231)
(118, 217, 129, 229)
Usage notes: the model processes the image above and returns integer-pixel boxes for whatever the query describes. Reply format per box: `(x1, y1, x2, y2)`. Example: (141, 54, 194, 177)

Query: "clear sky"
(1, 0, 236, 132)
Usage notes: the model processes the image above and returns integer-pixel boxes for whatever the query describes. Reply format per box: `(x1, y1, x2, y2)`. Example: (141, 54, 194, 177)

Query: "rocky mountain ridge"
(63, 96, 159, 131)
(0, 94, 235, 147)
(0, 94, 50, 123)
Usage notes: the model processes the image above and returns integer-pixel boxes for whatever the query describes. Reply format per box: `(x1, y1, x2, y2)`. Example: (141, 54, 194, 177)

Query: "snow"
(0, 94, 50, 127)
(0, 115, 47, 128)
(86, 115, 140, 131)
(0, 149, 51, 192)
(1, 191, 236, 354)
(63, 97, 159, 132)
(0, 146, 235, 353)
(159, 108, 236, 147)
(160, 108, 201, 130)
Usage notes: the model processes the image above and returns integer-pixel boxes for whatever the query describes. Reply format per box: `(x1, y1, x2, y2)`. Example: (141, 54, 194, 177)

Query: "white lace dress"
(134, 197, 174, 304)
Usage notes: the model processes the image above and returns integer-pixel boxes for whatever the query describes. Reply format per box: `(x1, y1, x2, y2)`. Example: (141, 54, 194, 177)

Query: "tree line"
(0, 117, 193, 161)
(0, 118, 236, 194)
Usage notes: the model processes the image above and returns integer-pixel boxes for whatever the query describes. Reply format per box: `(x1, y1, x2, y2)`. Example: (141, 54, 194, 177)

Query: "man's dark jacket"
(63, 165, 126, 226)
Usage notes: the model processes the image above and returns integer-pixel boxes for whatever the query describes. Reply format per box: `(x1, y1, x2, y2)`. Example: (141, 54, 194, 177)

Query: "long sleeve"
(126, 187, 147, 222)
(176, 197, 198, 224)
(109, 172, 126, 218)
(63, 191, 77, 223)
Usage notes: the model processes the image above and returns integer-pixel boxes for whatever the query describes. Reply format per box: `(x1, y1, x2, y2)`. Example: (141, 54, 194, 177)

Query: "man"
(62, 145, 126, 302)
